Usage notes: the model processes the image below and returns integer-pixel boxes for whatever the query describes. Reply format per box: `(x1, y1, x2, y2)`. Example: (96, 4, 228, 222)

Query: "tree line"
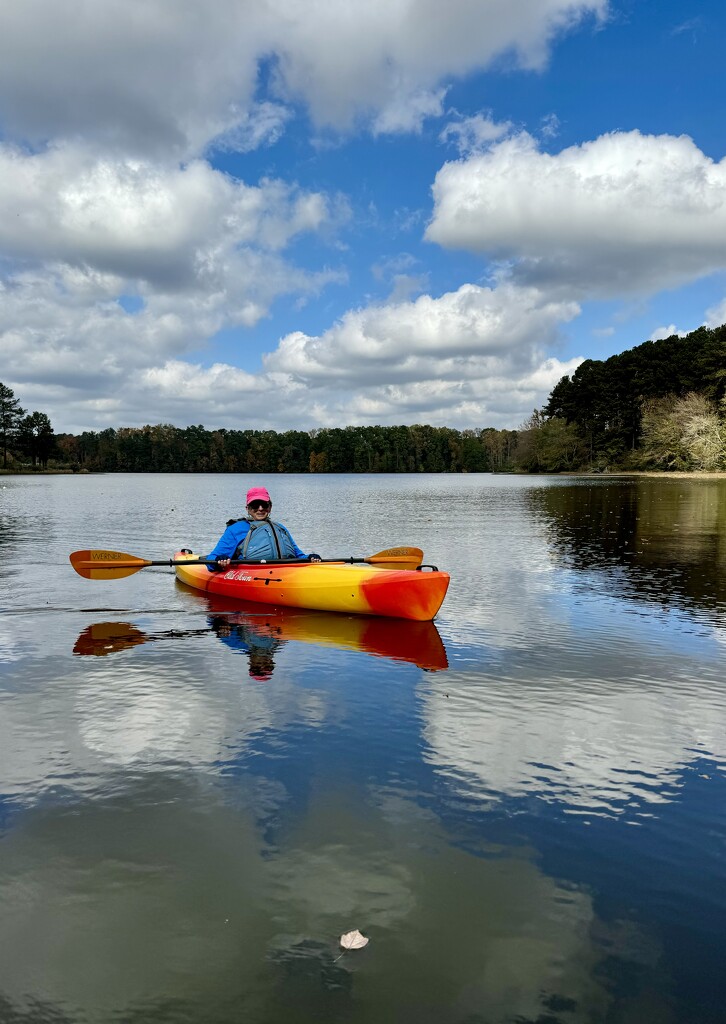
(527, 323, 726, 471)
(56, 423, 517, 473)
(0, 384, 55, 469)
(2, 322, 725, 474)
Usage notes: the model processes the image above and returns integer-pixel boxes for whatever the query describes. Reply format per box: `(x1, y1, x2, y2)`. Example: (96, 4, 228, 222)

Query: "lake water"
(1, 472, 725, 1024)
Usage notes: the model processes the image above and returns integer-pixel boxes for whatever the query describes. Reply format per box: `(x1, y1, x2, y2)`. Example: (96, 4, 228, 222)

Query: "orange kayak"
(173, 552, 450, 621)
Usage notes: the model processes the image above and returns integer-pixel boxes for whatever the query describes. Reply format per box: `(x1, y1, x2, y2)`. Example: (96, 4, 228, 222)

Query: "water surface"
(1, 473, 725, 1023)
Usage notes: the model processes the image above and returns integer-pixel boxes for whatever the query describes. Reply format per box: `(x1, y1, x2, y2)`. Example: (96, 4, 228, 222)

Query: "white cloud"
(266, 282, 579, 383)
(0, 256, 342, 413)
(0, 0, 607, 154)
(427, 130, 726, 297)
(208, 102, 293, 154)
(371, 253, 419, 282)
(0, 143, 332, 281)
(0, 0, 612, 433)
(373, 87, 448, 136)
(254, 282, 582, 428)
(539, 112, 560, 139)
(440, 112, 513, 155)
(385, 274, 430, 304)
(0, 0, 264, 157)
(270, 0, 606, 133)
(0, 141, 345, 413)
(648, 324, 688, 341)
(2, 281, 581, 433)
(705, 296, 726, 329)
(370, 253, 428, 302)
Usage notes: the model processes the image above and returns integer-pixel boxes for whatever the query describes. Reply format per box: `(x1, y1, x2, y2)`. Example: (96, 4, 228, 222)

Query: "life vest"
(228, 517, 299, 561)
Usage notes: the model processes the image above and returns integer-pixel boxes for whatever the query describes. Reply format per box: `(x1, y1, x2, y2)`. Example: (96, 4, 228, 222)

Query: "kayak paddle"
(69, 546, 424, 579)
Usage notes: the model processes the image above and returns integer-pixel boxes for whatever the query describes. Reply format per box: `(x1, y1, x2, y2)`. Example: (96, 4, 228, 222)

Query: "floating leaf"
(339, 929, 369, 951)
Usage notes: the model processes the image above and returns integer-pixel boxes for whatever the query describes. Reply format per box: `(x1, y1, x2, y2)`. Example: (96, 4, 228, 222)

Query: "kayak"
(173, 551, 450, 621)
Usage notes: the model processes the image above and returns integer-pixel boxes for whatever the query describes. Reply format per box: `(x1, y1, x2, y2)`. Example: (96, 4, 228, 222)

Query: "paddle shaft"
(73, 555, 415, 569)
(69, 546, 425, 579)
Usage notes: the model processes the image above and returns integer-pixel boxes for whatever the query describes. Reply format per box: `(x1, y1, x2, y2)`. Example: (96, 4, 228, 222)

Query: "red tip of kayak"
(361, 569, 450, 621)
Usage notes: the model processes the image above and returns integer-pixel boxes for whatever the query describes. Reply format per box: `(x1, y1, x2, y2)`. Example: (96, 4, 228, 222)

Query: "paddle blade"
(69, 549, 151, 579)
(366, 546, 423, 570)
(73, 622, 148, 655)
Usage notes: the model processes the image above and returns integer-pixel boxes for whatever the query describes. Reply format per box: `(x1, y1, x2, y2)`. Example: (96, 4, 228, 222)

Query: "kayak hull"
(174, 553, 449, 621)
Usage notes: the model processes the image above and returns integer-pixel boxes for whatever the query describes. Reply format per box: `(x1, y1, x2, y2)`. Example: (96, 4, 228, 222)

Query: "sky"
(1, 0, 725, 435)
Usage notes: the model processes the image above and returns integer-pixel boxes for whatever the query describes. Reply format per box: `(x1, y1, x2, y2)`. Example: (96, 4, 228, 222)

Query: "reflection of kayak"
(72, 621, 212, 657)
(173, 552, 450, 621)
(197, 591, 448, 670)
(73, 603, 448, 671)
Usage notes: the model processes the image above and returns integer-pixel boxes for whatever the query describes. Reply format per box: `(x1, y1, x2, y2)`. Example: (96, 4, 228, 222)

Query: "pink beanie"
(246, 486, 271, 505)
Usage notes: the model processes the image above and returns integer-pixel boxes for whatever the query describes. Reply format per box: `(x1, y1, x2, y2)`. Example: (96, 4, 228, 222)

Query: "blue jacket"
(205, 518, 307, 568)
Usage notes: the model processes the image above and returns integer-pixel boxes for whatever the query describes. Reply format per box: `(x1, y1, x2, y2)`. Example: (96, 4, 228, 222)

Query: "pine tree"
(0, 383, 26, 468)
(18, 411, 55, 468)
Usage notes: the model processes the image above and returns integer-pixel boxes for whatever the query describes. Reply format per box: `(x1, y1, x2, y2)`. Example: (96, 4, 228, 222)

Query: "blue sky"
(1, 0, 725, 434)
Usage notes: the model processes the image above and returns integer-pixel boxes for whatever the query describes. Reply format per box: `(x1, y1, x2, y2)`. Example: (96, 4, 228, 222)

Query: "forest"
(2, 323, 725, 473)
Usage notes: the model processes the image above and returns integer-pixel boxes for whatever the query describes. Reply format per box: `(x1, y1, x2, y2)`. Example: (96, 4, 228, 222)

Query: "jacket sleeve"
(204, 522, 249, 570)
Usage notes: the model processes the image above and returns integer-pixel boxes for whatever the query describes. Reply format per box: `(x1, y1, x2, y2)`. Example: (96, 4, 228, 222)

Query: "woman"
(205, 486, 321, 569)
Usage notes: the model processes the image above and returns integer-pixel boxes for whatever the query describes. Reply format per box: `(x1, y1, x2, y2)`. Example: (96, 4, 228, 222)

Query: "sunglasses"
(248, 500, 271, 511)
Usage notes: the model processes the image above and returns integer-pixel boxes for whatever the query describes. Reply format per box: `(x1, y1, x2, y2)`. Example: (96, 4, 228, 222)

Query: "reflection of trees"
(530, 479, 726, 616)
(0, 512, 18, 552)
(0, 780, 617, 1024)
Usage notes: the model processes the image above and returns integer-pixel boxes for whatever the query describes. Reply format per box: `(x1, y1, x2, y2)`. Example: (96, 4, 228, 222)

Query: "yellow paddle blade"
(69, 549, 151, 579)
(366, 547, 423, 569)
(73, 622, 148, 655)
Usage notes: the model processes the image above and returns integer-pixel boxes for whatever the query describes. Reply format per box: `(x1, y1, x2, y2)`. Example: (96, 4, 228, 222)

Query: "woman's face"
(247, 500, 271, 521)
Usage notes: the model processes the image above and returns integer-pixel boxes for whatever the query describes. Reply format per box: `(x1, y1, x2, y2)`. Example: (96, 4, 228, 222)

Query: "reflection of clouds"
(78, 676, 222, 763)
(421, 663, 726, 818)
(274, 845, 415, 928)
(0, 782, 625, 1022)
(0, 620, 23, 663)
(434, 486, 564, 651)
(269, 788, 620, 1023)
(0, 643, 332, 801)
(427, 480, 726, 819)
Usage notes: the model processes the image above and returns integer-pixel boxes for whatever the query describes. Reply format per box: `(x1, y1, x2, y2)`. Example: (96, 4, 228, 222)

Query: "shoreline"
(3, 468, 726, 479)
(561, 470, 726, 479)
